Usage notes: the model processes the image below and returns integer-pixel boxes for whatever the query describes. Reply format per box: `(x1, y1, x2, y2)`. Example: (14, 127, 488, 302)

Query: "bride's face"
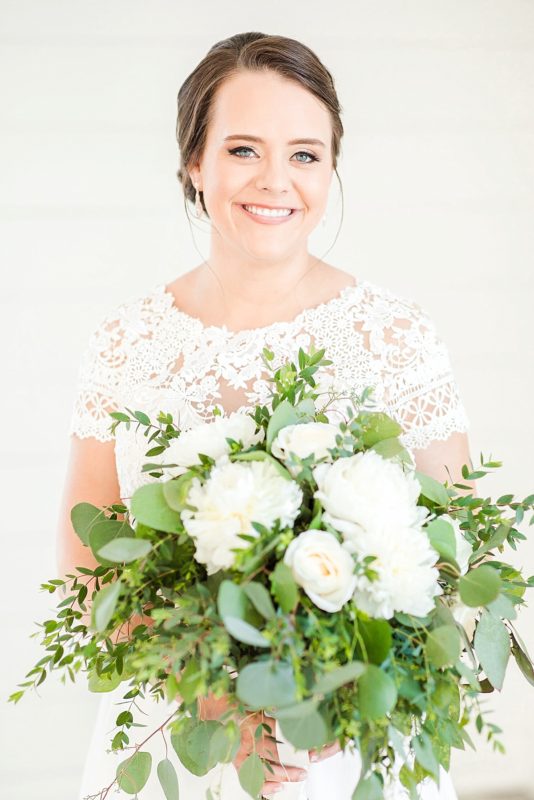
(189, 69, 335, 261)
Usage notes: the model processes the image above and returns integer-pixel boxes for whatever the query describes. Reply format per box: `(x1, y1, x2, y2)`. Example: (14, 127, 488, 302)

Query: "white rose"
(342, 522, 442, 619)
(181, 458, 302, 575)
(439, 513, 473, 575)
(271, 422, 341, 475)
(284, 530, 357, 612)
(165, 412, 264, 475)
(313, 450, 427, 534)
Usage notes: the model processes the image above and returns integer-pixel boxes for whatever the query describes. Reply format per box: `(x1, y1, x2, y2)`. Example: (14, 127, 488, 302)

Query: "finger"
(309, 741, 342, 762)
(263, 762, 308, 783)
(262, 780, 282, 797)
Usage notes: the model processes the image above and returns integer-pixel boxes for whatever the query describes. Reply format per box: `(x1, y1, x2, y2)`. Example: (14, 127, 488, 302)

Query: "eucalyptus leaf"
(511, 632, 534, 687)
(459, 565, 501, 607)
(89, 520, 135, 566)
(157, 758, 179, 800)
(426, 625, 461, 669)
(358, 618, 393, 664)
(88, 669, 123, 693)
(270, 561, 298, 613)
(163, 473, 195, 512)
(243, 581, 275, 620)
(171, 719, 221, 776)
(352, 772, 384, 800)
(236, 660, 297, 709)
(131, 482, 182, 532)
(370, 437, 405, 460)
(474, 610, 510, 690)
(116, 751, 152, 794)
(97, 537, 152, 563)
(266, 399, 300, 449)
(279, 709, 329, 750)
(414, 472, 450, 507)
(425, 518, 457, 565)
(238, 753, 264, 798)
(413, 732, 439, 780)
(361, 413, 403, 447)
(90, 579, 123, 633)
(70, 502, 105, 546)
(232, 449, 292, 480)
(217, 580, 248, 621)
(358, 665, 397, 721)
(223, 616, 270, 648)
(314, 661, 366, 694)
(487, 593, 517, 620)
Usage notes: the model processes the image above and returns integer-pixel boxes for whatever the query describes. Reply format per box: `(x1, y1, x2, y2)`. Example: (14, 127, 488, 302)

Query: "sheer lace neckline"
(158, 278, 365, 336)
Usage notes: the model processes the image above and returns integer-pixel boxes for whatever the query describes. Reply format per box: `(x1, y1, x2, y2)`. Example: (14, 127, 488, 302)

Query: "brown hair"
(176, 32, 344, 217)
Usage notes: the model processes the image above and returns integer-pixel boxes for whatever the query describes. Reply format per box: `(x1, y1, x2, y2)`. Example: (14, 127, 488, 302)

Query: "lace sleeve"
(380, 300, 471, 451)
(69, 309, 130, 443)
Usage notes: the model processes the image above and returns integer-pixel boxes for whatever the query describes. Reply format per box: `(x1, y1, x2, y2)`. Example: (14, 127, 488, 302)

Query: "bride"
(58, 31, 474, 800)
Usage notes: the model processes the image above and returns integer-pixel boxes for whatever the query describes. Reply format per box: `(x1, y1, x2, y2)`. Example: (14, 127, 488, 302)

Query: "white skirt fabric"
(77, 687, 458, 800)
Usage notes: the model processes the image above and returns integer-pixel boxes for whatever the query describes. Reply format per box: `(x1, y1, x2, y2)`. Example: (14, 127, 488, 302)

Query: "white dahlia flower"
(181, 457, 302, 574)
(165, 412, 264, 475)
(342, 522, 442, 619)
(284, 530, 357, 612)
(313, 450, 428, 536)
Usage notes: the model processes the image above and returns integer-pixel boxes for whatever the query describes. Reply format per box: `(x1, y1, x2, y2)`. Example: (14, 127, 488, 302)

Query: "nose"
(254, 153, 291, 195)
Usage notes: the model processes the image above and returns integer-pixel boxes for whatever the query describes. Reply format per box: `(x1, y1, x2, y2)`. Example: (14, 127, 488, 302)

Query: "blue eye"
(227, 146, 319, 163)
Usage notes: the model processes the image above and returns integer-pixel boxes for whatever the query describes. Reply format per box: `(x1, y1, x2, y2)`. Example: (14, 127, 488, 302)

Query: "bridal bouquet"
(10, 346, 534, 800)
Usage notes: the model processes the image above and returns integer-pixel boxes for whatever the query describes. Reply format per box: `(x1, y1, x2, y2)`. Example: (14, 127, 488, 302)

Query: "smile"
(239, 203, 298, 225)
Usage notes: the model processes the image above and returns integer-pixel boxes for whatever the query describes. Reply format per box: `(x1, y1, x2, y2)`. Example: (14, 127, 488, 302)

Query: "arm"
(412, 430, 478, 497)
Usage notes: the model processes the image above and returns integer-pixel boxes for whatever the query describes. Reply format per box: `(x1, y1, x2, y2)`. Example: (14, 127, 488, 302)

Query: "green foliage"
(10, 345, 534, 799)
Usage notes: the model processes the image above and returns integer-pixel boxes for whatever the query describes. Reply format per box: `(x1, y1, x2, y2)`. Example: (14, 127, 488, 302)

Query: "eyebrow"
(223, 134, 326, 148)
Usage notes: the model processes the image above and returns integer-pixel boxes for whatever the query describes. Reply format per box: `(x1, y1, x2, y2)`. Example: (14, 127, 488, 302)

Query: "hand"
(198, 694, 308, 797)
(308, 740, 342, 763)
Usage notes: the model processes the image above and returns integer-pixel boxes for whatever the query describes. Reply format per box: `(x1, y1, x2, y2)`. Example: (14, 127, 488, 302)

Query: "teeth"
(243, 204, 292, 218)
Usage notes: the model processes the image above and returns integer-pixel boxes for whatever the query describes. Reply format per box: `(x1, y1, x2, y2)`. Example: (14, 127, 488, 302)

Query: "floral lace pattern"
(69, 279, 470, 502)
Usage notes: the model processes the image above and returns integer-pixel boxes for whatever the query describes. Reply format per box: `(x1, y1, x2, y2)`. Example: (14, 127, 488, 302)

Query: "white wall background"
(1, 2, 533, 798)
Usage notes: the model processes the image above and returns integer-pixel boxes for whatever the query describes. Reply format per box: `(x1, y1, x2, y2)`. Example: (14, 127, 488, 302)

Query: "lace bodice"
(69, 279, 470, 502)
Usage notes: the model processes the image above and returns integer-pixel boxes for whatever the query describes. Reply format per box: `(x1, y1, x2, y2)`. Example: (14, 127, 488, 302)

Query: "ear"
(188, 163, 202, 191)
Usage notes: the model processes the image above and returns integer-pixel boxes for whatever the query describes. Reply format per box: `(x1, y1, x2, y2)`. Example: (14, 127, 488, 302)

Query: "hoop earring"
(194, 186, 203, 218)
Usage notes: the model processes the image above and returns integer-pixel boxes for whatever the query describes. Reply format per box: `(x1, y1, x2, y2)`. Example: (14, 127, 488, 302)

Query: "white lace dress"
(71, 278, 469, 800)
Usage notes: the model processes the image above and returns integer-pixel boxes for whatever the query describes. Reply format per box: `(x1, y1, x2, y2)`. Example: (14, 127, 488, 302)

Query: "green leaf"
(223, 616, 270, 648)
(358, 618, 393, 664)
(116, 751, 152, 794)
(314, 661, 366, 694)
(426, 625, 461, 668)
(266, 399, 300, 449)
(163, 473, 195, 511)
(70, 502, 104, 545)
(352, 772, 384, 800)
(273, 698, 319, 720)
(474, 610, 510, 690)
(157, 758, 179, 800)
(414, 471, 450, 507)
(89, 519, 135, 566)
(487, 593, 517, 620)
(361, 412, 403, 447)
(131, 482, 182, 533)
(208, 721, 241, 764)
(217, 580, 248, 620)
(90, 579, 122, 633)
(370, 437, 405, 460)
(413, 732, 439, 780)
(236, 660, 297, 710)
(243, 582, 275, 620)
(358, 665, 397, 721)
(97, 537, 152, 563)
(88, 669, 123, 693)
(279, 710, 329, 750)
(171, 719, 221, 776)
(238, 753, 264, 798)
(232, 449, 292, 481)
(425, 518, 457, 564)
(511, 632, 534, 687)
(177, 658, 203, 704)
(270, 561, 299, 613)
(459, 565, 501, 607)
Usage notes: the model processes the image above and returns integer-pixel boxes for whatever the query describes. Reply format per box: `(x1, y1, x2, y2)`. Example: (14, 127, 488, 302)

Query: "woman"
(59, 32, 473, 800)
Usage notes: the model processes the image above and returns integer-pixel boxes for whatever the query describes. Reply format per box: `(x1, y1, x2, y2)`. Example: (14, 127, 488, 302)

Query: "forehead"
(207, 69, 332, 143)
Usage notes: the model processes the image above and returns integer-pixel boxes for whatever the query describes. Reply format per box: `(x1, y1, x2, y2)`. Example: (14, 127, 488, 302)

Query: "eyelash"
(227, 146, 320, 164)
